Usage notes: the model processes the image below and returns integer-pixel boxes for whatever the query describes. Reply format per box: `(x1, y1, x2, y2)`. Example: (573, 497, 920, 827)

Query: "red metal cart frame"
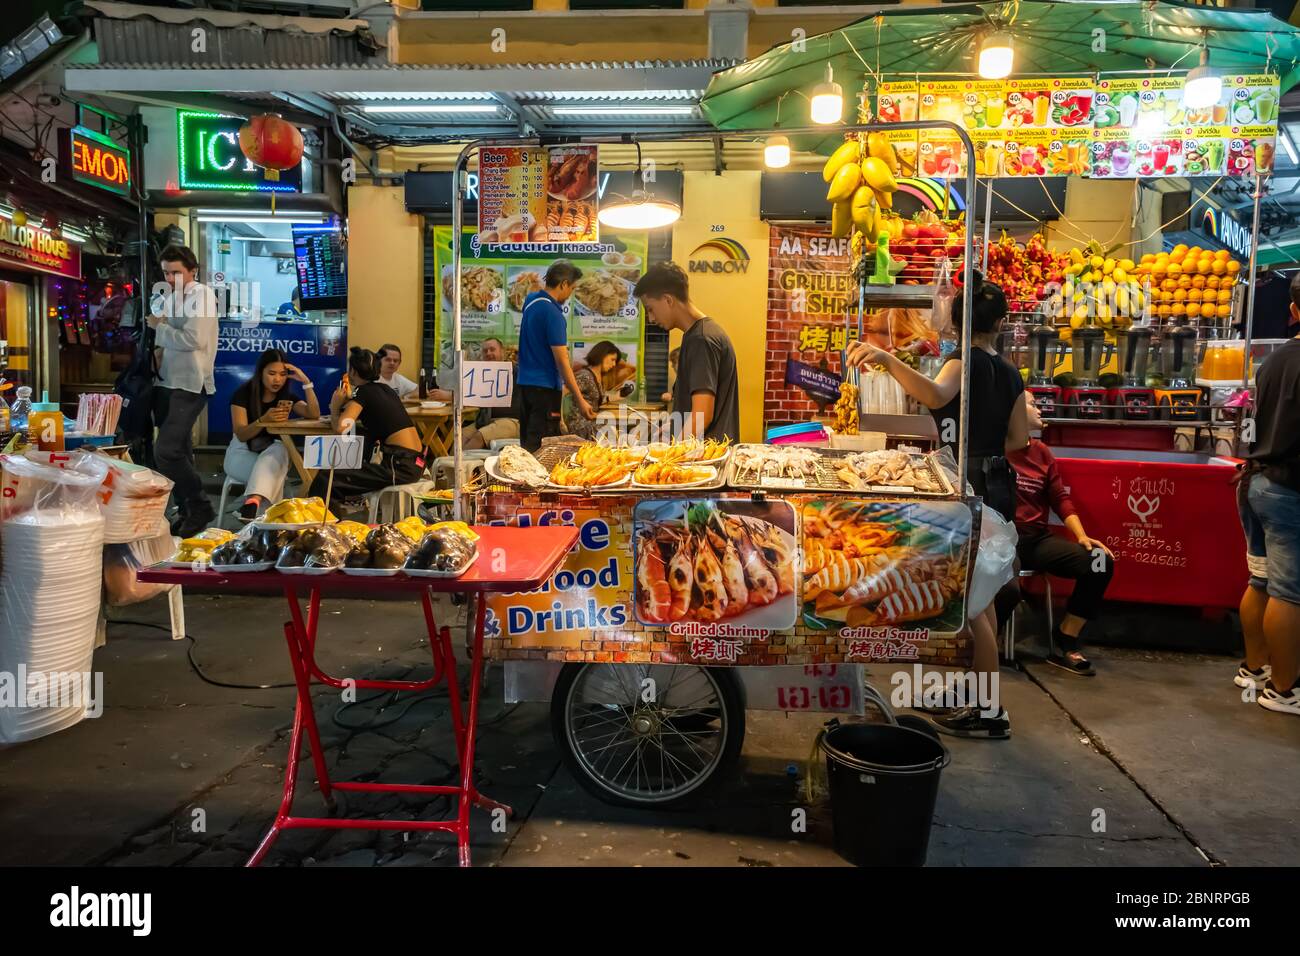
(139, 525, 578, 868)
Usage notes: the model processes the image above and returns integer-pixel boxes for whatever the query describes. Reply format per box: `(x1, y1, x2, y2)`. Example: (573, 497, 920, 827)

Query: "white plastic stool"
(365, 480, 439, 524)
(488, 438, 520, 452)
(216, 475, 245, 530)
(433, 452, 490, 489)
(1005, 569, 1054, 661)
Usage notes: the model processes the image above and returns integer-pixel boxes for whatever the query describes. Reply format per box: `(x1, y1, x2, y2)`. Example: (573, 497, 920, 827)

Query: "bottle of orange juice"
(27, 392, 64, 451)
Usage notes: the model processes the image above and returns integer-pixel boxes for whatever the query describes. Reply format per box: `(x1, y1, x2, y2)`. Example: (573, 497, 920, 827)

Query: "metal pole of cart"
(1242, 172, 1263, 393)
(981, 178, 993, 274)
(448, 122, 977, 516)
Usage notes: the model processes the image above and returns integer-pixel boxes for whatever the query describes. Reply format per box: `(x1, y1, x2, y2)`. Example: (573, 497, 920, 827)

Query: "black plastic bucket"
(819, 721, 951, 867)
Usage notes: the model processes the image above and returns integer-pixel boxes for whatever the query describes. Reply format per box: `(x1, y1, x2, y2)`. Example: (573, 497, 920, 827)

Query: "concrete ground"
(0, 585, 1295, 868)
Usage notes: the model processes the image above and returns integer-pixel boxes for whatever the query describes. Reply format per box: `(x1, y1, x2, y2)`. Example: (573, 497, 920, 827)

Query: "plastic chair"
(365, 479, 440, 524)
(488, 438, 520, 452)
(1004, 569, 1054, 662)
(216, 475, 245, 530)
(433, 453, 490, 489)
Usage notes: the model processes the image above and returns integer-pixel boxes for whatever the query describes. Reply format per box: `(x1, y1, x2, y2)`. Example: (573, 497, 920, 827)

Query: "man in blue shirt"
(517, 260, 595, 450)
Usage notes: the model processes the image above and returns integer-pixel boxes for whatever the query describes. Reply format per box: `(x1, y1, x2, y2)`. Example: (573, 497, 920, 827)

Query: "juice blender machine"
(1106, 327, 1156, 420)
(1025, 322, 1065, 417)
(1154, 324, 1203, 420)
(1061, 324, 1112, 419)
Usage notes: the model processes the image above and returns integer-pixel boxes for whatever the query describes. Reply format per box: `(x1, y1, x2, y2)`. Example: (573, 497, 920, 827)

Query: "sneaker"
(237, 499, 261, 523)
(933, 706, 1010, 740)
(1258, 681, 1300, 717)
(1234, 662, 1272, 690)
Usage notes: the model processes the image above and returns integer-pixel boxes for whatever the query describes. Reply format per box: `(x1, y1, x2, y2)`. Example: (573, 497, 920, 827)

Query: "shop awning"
(700, 0, 1300, 154)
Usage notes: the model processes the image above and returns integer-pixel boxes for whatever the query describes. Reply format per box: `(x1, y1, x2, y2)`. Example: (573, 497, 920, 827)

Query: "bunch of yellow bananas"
(823, 133, 900, 245)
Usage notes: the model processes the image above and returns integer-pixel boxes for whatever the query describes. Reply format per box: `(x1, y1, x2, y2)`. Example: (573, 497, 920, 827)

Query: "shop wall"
(346, 184, 423, 371)
(670, 170, 769, 444)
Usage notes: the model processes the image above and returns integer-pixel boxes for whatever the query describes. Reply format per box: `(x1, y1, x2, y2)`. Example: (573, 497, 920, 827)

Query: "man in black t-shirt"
(634, 262, 739, 443)
(1237, 271, 1300, 718)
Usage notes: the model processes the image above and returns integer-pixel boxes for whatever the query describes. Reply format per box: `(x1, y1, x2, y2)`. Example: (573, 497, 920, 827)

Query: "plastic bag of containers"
(96, 456, 173, 544)
(967, 505, 1018, 620)
(103, 516, 176, 607)
(0, 451, 110, 743)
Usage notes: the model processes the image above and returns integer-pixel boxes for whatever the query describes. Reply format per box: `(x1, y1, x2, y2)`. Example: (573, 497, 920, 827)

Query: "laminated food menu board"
(477, 145, 599, 245)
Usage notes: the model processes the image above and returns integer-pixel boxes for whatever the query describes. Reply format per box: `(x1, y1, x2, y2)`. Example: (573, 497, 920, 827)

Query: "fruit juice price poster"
(876, 80, 919, 124)
(1002, 128, 1052, 177)
(884, 128, 919, 178)
(971, 130, 1005, 177)
(1226, 75, 1279, 128)
(1182, 127, 1229, 177)
(1090, 126, 1138, 179)
(918, 81, 967, 127)
(1044, 78, 1094, 129)
(1002, 79, 1054, 129)
(1228, 126, 1276, 176)
(917, 132, 966, 178)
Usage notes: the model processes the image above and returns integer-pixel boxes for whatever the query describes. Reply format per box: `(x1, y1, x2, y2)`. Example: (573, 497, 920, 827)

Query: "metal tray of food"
(726, 444, 850, 492)
(831, 449, 956, 498)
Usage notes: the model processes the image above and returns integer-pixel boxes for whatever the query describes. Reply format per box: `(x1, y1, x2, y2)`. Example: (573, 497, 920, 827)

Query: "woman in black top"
(225, 348, 320, 521)
(848, 274, 1029, 741)
(308, 347, 424, 512)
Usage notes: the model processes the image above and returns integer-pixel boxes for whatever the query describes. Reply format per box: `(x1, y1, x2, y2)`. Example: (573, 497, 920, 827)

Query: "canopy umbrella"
(701, 0, 1300, 154)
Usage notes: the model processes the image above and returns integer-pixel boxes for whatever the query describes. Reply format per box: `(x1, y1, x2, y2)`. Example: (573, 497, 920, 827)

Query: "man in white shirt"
(377, 343, 451, 402)
(148, 244, 219, 536)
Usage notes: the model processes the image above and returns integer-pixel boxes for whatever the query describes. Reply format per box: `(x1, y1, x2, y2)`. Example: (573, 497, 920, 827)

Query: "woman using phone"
(225, 348, 320, 521)
(309, 347, 424, 513)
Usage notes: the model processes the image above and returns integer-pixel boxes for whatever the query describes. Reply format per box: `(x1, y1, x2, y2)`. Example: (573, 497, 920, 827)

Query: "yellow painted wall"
(346, 184, 424, 370)
(671, 169, 769, 444)
(1044, 178, 1138, 253)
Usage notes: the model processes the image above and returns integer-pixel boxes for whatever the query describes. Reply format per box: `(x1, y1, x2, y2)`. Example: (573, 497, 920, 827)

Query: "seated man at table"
(309, 347, 424, 513)
(464, 337, 521, 449)
(226, 348, 320, 521)
(997, 392, 1115, 676)
(377, 343, 452, 403)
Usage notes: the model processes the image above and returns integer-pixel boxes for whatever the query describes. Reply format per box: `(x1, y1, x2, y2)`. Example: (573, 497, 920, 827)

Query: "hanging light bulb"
(1184, 47, 1222, 110)
(810, 64, 843, 125)
(978, 31, 1014, 80)
(764, 134, 791, 169)
(12, 209, 27, 227)
(596, 142, 681, 230)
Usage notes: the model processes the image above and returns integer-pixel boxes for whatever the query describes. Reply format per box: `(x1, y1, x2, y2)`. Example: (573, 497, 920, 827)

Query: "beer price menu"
(292, 225, 347, 310)
(477, 145, 599, 246)
(874, 73, 1278, 179)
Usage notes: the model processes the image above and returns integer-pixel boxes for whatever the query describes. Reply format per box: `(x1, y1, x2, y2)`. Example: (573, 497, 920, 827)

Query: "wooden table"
(266, 406, 480, 488)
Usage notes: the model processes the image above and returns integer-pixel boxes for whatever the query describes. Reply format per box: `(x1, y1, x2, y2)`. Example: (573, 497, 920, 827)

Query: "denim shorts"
(1238, 476, 1268, 589)
(1246, 473, 1300, 604)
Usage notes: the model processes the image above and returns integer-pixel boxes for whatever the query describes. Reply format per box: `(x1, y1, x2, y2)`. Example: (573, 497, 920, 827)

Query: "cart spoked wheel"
(551, 663, 745, 809)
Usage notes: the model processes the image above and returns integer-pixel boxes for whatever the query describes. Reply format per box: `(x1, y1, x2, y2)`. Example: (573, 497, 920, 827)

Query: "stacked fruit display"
(1131, 244, 1240, 323)
(982, 232, 1070, 312)
(878, 211, 967, 284)
(1047, 244, 1147, 330)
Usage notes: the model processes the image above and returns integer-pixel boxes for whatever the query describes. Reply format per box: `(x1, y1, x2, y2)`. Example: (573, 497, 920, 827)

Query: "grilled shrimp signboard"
(477, 491, 974, 667)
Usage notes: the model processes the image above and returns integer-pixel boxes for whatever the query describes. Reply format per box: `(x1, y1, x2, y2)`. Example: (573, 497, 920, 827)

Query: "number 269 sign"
(461, 361, 514, 408)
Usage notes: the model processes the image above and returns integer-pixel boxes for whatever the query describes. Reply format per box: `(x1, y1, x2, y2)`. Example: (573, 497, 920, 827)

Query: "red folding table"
(138, 525, 577, 868)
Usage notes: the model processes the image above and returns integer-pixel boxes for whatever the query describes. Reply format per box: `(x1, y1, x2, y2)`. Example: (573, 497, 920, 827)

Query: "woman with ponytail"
(847, 272, 1030, 740)
(309, 347, 424, 511)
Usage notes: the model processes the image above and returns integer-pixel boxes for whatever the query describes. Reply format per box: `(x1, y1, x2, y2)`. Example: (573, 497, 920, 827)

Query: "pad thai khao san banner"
(431, 225, 648, 400)
(764, 224, 936, 422)
(477, 491, 974, 667)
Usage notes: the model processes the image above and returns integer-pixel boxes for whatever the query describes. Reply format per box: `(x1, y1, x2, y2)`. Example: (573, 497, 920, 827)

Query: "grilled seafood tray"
(534, 442, 727, 494)
(727, 445, 955, 498)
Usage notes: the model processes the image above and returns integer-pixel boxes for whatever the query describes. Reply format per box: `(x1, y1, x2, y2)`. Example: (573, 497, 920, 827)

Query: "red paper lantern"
(237, 113, 303, 182)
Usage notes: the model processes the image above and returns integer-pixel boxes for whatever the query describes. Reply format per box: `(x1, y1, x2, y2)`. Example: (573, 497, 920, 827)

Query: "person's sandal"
(1045, 649, 1095, 676)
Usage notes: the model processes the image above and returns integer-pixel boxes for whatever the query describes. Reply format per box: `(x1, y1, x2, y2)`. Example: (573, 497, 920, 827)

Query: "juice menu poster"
(476, 145, 599, 245)
(917, 133, 966, 177)
(1229, 126, 1276, 176)
(876, 80, 919, 123)
(1182, 128, 1228, 177)
(1093, 77, 1187, 136)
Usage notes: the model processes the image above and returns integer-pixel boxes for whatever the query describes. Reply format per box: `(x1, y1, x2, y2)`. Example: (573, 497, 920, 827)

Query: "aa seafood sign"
(0, 214, 80, 280)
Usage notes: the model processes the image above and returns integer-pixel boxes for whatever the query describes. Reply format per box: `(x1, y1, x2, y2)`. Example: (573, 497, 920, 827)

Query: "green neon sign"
(176, 110, 301, 193)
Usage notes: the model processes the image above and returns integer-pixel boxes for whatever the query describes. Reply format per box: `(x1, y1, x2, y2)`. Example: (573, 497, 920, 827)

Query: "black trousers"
(1009, 528, 1115, 622)
(518, 385, 562, 452)
(154, 386, 211, 515)
(308, 446, 424, 513)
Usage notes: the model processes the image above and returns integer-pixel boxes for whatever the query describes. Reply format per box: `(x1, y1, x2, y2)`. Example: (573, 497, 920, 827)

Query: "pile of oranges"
(1133, 245, 1239, 322)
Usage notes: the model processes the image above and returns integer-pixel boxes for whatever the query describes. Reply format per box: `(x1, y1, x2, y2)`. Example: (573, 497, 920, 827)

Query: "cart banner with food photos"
(477, 145, 599, 244)
(477, 491, 974, 666)
(432, 226, 648, 399)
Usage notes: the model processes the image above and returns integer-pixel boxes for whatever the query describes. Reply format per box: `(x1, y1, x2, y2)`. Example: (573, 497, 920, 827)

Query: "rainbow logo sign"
(894, 177, 966, 214)
(688, 237, 751, 274)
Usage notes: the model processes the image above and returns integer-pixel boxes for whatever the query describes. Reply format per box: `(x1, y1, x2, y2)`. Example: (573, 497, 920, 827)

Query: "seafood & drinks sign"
(476, 490, 975, 667)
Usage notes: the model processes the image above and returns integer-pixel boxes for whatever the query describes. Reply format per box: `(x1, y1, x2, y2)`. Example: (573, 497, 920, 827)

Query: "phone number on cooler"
(1106, 536, 1184, 554)
(1111, 549, 1188, 568)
